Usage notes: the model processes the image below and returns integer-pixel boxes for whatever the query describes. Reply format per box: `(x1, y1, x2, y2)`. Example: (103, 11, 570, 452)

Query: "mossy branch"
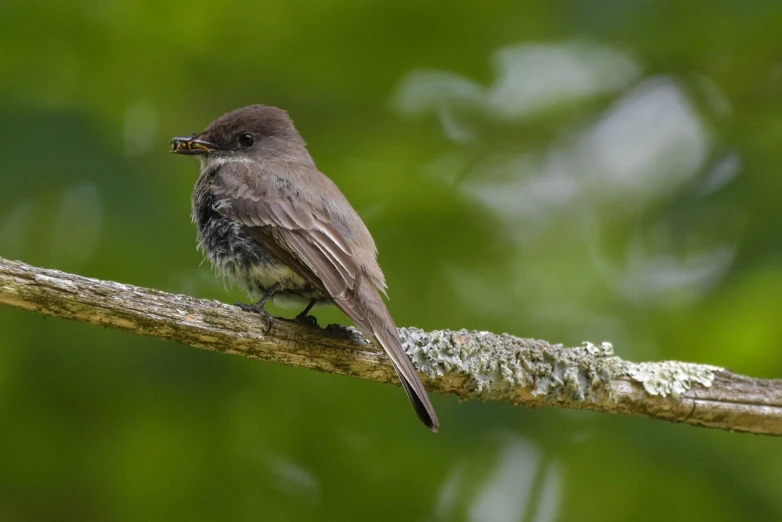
(0, 256, 780, 436)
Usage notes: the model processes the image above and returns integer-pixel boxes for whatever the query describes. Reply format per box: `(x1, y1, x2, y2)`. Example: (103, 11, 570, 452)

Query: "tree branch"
(0, 256, 779, 436)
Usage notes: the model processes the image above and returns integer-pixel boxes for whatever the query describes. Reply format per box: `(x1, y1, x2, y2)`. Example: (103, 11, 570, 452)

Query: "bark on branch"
(0, 256, 780, 436)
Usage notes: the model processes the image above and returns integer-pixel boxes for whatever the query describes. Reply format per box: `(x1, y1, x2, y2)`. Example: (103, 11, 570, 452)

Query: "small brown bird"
(171, 105, 439, 431)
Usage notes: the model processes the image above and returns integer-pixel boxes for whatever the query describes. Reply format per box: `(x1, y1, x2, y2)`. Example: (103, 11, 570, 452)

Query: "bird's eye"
(238, 133, 254, 147)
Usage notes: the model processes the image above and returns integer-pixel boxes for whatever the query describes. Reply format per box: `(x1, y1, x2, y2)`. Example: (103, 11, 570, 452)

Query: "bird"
(170, 105, 439, 431)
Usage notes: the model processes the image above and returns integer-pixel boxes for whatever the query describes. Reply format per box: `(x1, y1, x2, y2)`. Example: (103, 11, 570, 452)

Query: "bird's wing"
(211, 162, 438, 431)
(212, 162, 358, 298)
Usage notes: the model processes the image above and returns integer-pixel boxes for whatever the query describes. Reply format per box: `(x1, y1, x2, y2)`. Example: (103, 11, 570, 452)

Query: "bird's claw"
(295, 314, 319, 327)
(235, 302, 274, 332)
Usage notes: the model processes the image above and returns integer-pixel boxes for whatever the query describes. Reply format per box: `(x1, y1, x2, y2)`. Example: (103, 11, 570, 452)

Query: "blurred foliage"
(1, 1, 781, 521)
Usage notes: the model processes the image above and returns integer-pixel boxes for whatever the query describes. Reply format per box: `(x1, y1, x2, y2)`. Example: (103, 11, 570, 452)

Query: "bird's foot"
(234, 301, 270, 316)
(295, 313, 319, 327)
(235, 301, 274, 332)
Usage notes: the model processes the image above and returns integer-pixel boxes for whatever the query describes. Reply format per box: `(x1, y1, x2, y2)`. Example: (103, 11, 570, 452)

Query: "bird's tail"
(350, 282, 439, 432)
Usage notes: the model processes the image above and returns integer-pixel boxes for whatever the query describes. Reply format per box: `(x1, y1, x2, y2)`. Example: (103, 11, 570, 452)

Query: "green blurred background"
(1, 1, 781, 520)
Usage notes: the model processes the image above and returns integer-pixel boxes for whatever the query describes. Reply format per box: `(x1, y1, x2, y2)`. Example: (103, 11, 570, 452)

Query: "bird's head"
(170, 105, 308, 164)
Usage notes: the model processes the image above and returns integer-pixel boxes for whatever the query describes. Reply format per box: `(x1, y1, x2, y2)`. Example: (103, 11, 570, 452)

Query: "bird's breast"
(190, 177, 315, 301)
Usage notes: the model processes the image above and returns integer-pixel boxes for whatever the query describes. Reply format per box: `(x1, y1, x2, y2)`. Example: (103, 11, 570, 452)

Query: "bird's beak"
(170, 135, 219, 155)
